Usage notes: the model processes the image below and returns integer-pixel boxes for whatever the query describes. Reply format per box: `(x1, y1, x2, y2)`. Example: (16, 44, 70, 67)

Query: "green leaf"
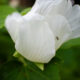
(0, 5, 16, 28)
(0, 57, 60, 80)
(0, 28, 15, 64)
(35, 63, 44, 71)
(21, 8, 31, 15)
(0, 0, 8, 4)
(61, 38, 80, 49)
(0, 59, 27, 80)
(0, 52, 60, 80)
(57, 46, 80, 80)
(25, 58, 60, 80)
(43, 60, 60, 80)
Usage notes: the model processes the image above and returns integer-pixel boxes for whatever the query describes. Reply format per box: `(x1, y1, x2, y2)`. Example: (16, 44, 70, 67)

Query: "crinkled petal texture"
(5, 0, 80, 63)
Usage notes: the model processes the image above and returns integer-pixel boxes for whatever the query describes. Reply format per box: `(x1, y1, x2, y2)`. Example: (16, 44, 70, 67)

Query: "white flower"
(5, 0, 80, 63)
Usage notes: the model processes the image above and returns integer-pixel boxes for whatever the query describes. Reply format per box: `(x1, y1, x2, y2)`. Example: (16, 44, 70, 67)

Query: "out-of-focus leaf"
(0, 0, 8, 4)
(0, 5, 16, 28)
(0, 54, 61, 80)
(61, 38, 80, 49)
(21, 8, 31, 15)
(25, 58, 60, 80)
(57, 46, 80, 80)
(43, 59, 60, 80)
(0, 59, 27, 80)
(35, 63, 44, 71)
(0, 27, 15, 65)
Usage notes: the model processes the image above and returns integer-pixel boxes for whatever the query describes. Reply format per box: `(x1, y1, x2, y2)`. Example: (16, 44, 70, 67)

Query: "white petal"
(46, 0, 72, 16)
(5, 13, 23, 42)
(46, 15, 72, 50)
(68, 5, 80, 39)
(15, 14, 55, 63)
(30, 0, 72, 16)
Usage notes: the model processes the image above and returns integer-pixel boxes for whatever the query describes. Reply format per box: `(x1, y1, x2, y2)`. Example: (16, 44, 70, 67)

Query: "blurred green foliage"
(0, 5, 16, 28)
(0, 0, 9, 5)
(21, 8, 31, 15)
(0, 0, 80, 80)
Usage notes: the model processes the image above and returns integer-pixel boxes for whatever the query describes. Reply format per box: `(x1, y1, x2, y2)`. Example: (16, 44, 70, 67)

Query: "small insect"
(56, 36, 59, 40)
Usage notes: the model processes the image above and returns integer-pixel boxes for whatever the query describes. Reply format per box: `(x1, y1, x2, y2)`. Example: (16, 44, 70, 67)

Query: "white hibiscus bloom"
(5, 0, 80, 63)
